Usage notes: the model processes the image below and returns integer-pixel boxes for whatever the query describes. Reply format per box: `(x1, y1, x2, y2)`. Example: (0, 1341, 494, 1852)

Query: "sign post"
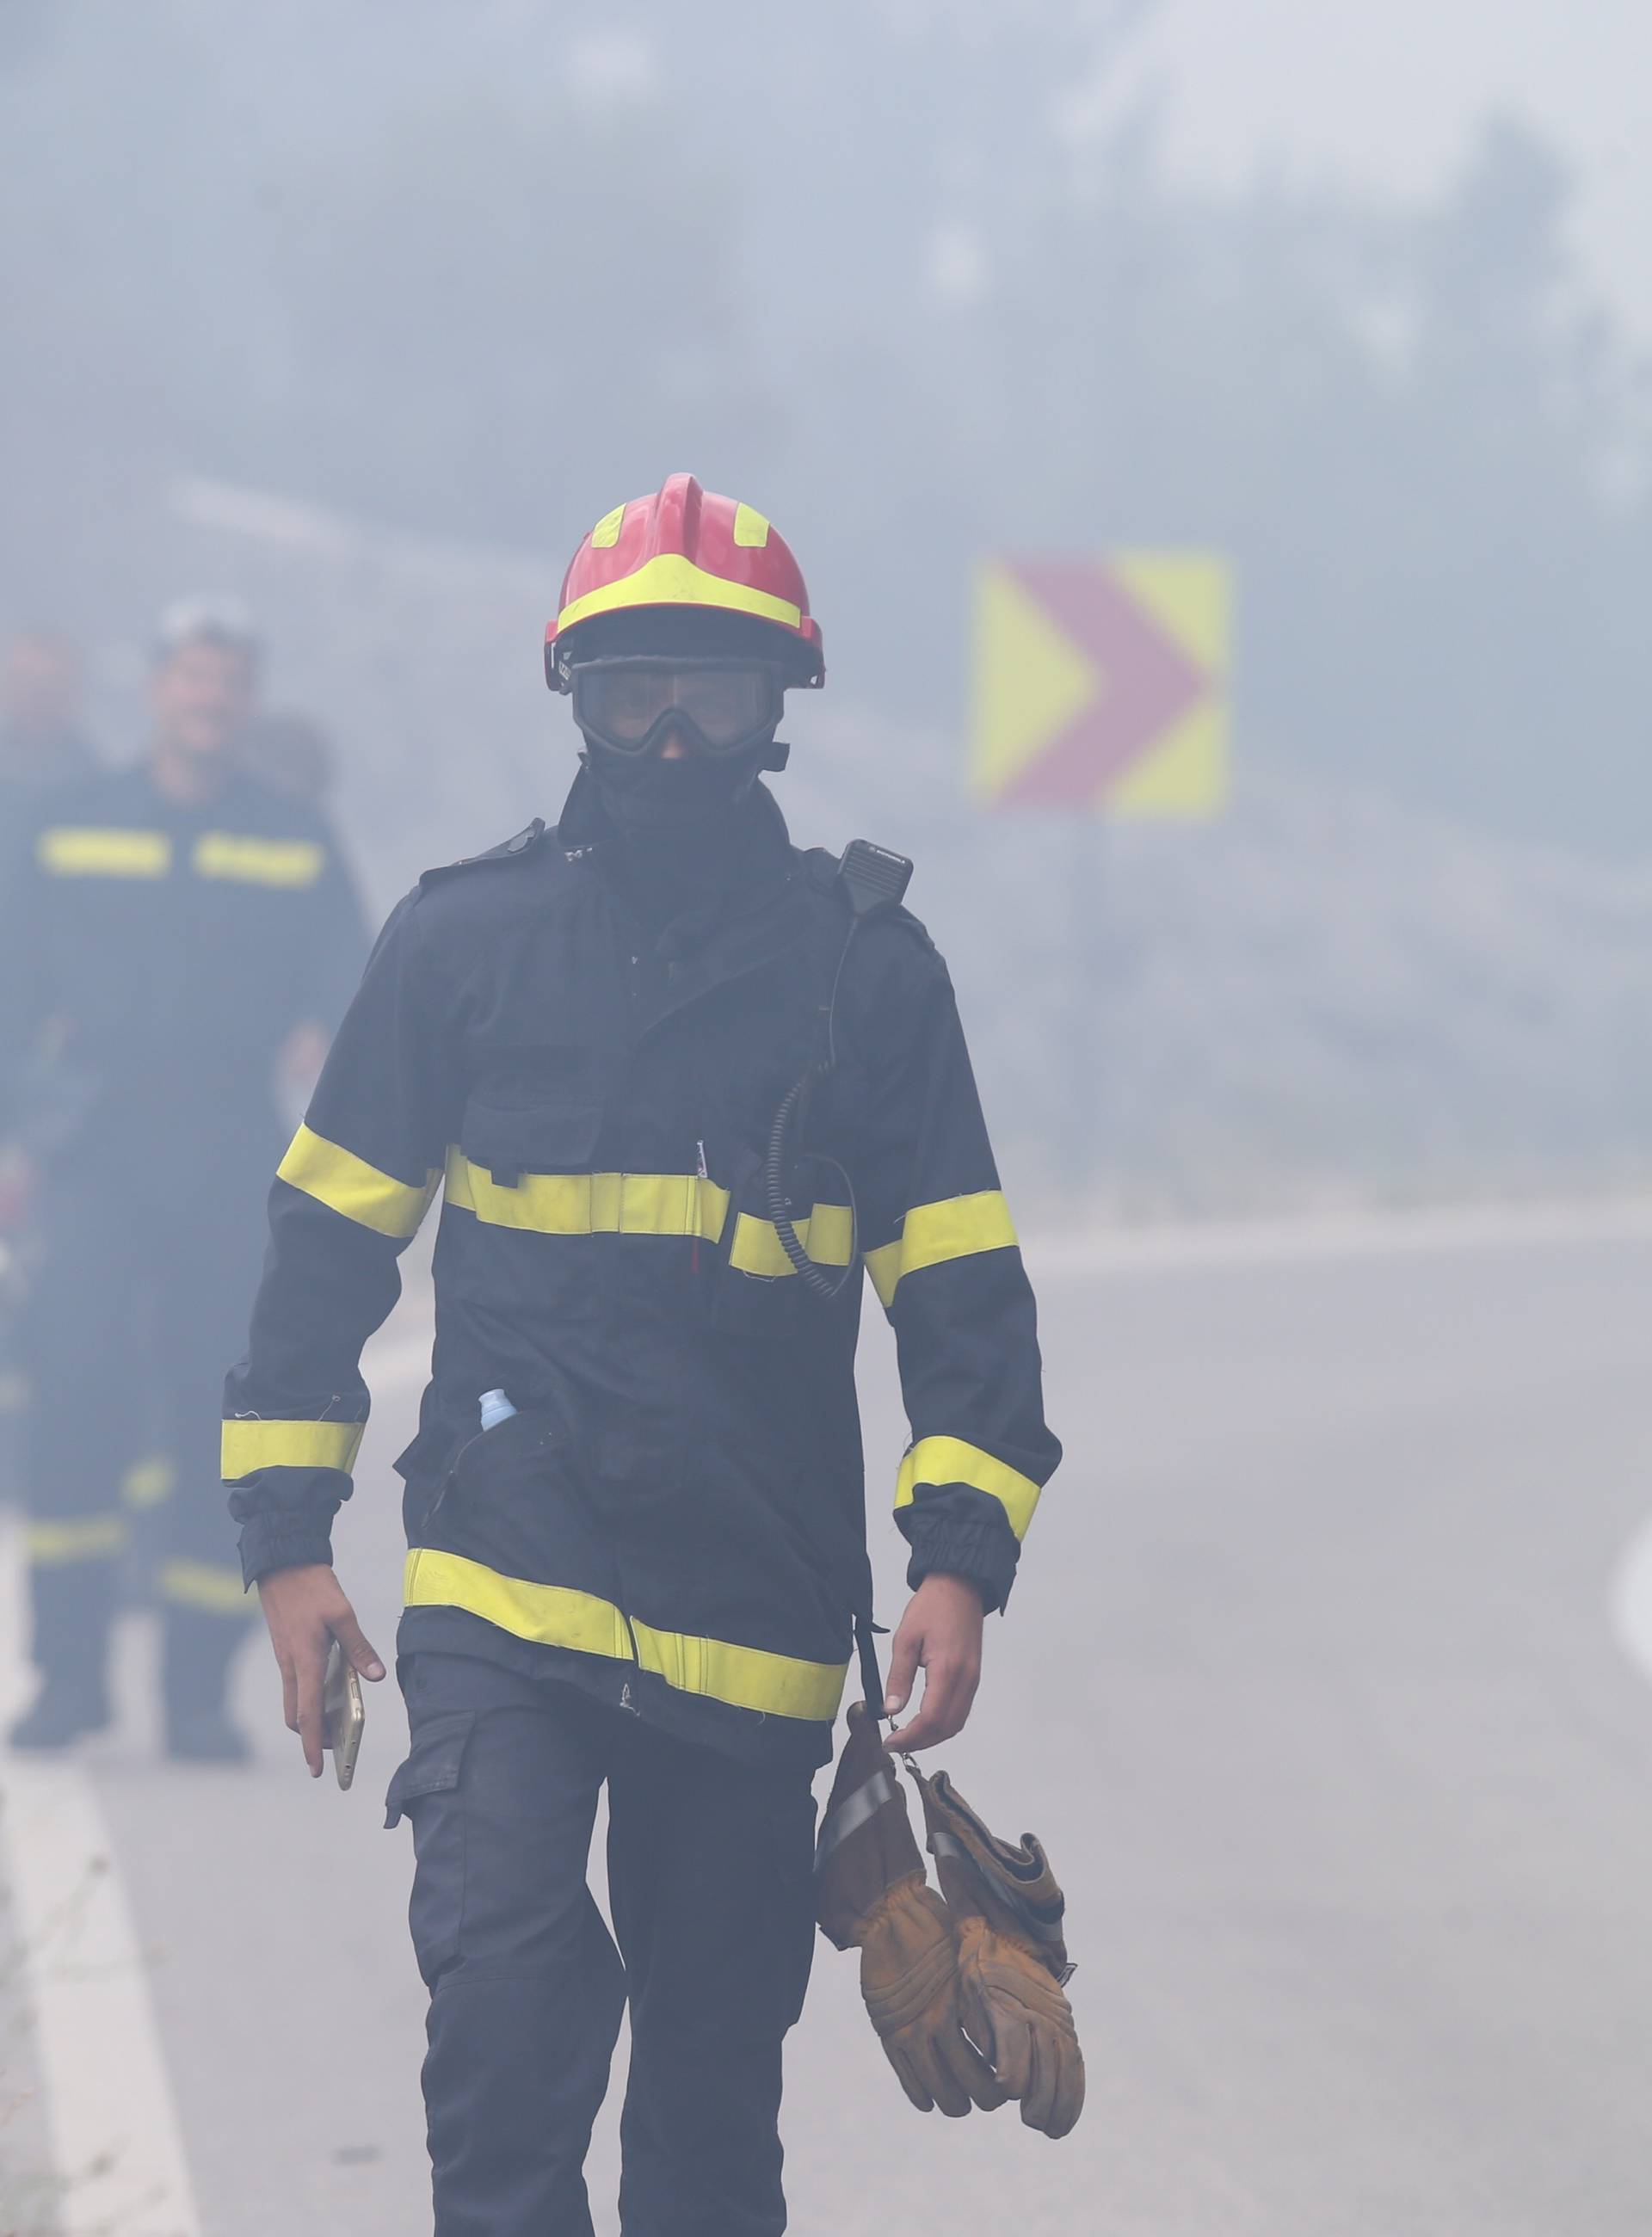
(970, 552, 1231, 1180)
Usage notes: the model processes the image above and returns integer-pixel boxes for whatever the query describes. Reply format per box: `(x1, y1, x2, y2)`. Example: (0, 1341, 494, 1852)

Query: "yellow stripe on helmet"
(557, 552, 804, 637)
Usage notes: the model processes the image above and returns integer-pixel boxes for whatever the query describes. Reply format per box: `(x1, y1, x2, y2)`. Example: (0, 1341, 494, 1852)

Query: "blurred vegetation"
(2, 0, 1649, 862)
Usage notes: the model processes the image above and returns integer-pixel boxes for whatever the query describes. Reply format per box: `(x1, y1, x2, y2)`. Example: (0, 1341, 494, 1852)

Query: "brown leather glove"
(915, 1766, 1086, 2140)
(817, 1705, 1005, 2117)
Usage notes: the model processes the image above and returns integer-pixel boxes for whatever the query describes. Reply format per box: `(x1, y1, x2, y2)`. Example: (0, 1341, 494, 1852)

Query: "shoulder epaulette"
(418, 818, 547, 889)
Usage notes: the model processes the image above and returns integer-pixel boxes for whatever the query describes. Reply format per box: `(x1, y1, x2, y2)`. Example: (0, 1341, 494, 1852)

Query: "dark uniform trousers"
(391, 1654, 819, 2237)
(23, 1131, 270, 1711)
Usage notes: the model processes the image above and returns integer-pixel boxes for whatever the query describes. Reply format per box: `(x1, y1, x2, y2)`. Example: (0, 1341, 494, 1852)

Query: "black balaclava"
(565, 609, 797, 934)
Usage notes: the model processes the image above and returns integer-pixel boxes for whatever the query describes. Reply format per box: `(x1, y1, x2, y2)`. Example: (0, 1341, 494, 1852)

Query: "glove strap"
(854, 1607, 885, 1723)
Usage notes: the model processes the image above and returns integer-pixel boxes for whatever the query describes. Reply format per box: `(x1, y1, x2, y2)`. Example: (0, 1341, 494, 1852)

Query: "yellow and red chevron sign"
(971, 552, 1230, 816)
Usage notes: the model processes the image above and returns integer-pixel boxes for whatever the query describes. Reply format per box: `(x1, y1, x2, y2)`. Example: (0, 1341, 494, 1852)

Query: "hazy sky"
(1120, 0, 1649, 330)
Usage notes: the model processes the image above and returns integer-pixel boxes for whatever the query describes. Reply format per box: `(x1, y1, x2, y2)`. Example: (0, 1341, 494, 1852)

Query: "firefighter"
(0, 597, 367, 1759)
(0, 627, 98, 1495)
(227, 477, 1061, 2234)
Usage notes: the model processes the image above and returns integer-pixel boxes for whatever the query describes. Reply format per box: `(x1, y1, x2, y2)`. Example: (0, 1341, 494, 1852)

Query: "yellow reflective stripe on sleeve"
(896, 1435, 1042, 1540)
(445, 1152, 730, 1240)
(280, 1123, 439, 1240)
(404, 1550, 637, 1662)
(557, 553, 803, 636)
(727, 1204, 854, 1279)
(26, 1514, 129, 1565)
(630, 1618, 847, 1722)
(120, 1456, 176, 1510)
(37, 827, 171, 878)
(404, 1551, 848, 1722)
(157, 1559, 248, 1616)
(193, 832, 325, 887)
(731, 502, 771, 548)
(867, 1189, 1019, 1307)
(221, 1417, 365, 1479)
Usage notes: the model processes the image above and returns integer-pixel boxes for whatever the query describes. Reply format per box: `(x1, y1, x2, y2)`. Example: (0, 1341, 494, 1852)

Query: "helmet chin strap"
(761, 736, 791, 773)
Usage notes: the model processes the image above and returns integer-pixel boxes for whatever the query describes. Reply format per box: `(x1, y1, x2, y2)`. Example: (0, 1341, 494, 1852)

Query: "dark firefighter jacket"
(0, 761, 367, 1161)
(224, 778, 1060, 1768)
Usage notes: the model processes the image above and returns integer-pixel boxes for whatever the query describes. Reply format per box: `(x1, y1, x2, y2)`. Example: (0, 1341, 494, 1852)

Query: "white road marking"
(0, 1533, 201, 2236)
(2, 1765, 203, 2236)
(1611, 1501, 1652, 1695)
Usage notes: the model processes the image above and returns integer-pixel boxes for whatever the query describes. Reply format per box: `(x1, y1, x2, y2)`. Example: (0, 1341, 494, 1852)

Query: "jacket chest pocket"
(449, 1094, 612, 1324)
(457, 1045, 620, 1177)
(457, 1091, 604, 1189)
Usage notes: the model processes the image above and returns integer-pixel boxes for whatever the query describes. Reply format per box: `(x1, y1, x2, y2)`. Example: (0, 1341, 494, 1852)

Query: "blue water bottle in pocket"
(479, 1388, 517, 1433)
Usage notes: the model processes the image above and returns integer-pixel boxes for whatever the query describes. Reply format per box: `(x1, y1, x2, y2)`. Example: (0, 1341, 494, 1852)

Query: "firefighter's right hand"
(256, 1563, 385, 1778)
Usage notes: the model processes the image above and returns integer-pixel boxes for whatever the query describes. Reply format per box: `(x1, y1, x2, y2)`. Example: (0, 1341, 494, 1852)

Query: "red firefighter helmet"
(546, 474, 824, 692)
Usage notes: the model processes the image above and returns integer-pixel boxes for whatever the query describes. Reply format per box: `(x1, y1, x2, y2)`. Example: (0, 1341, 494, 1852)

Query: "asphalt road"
(6, 1208, 1652, 2235)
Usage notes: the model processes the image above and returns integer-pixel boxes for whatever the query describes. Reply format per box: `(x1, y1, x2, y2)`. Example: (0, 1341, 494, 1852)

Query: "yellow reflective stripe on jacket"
(27, 1514, 128, 1565)
(157, 1558, 247, 1615)
(193, 832, 325, 888)
(727, 1204, 854, 1279)
(120, 1455, 176, 1509)
(280, 1124, 440, 1240)
(557, 552, 804, 636)
(221, 1416, 365, 1479)
(445, 1152, 852, 1278)
(405, 1550, 636, 1664)
(896, 1434, 1042, 1540)
(404, 1550, 848, 1722)
(630, 1618, 846, 1722)
(446, 1151, 730, 1240)
(37, 826, 171, 878)
(867, 1189, 1020, 1307)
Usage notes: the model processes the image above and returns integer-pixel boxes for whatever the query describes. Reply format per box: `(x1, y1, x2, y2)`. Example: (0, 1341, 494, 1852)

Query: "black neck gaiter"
(583, 745, 767, 940)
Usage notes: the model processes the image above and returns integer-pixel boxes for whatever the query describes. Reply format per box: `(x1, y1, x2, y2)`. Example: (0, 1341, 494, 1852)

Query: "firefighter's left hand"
(884, 1574, 985, 1753)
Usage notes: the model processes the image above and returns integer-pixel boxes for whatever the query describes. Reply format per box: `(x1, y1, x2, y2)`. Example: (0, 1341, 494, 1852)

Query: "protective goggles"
(570, 656, 785, 759)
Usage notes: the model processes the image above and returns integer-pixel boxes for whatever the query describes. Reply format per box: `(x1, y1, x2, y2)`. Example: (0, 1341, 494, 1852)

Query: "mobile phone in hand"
(323, 1639, 366, 1790)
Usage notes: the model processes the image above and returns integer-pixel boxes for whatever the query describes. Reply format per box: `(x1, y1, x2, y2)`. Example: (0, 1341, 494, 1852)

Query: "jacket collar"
(557, 760, 793, 865)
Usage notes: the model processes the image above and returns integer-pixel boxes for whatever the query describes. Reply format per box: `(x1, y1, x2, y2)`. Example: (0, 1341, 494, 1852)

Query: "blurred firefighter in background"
(0, 628, 102, 1499)
(226, 478, 1060, 2233)
(0, 597, 367, 1759)
(238, 706, 339, 805)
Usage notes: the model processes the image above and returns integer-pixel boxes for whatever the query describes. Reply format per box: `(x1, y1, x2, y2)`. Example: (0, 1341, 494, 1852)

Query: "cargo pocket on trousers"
(385, 1708, 477, 1988)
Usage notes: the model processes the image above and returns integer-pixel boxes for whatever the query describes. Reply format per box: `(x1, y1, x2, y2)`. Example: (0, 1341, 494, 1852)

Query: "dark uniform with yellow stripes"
(224, 767, 1058, 2229)
(0, 760, 367, 1747)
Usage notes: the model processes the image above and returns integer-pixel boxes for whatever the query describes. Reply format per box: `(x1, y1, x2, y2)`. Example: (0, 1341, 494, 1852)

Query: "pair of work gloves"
(816, 1703, 1085, 2139)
